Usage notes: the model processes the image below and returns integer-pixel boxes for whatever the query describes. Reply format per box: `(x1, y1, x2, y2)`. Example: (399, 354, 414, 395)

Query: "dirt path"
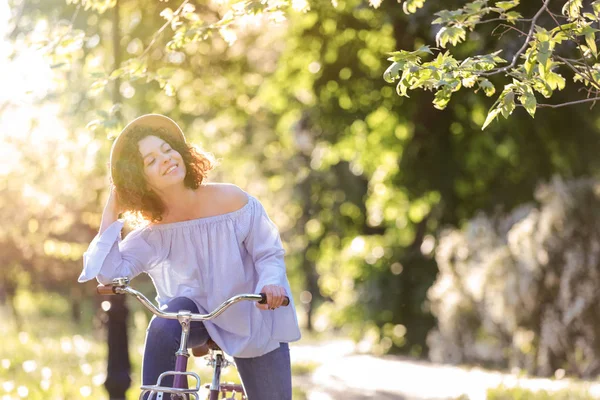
(289, 340, 600, 400)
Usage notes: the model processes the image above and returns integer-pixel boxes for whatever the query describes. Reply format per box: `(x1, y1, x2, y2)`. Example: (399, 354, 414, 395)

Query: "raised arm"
(79, 187, 155, 284)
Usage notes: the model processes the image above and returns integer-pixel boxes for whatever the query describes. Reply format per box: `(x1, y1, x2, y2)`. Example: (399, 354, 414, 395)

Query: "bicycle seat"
(191, 338, 221, 357)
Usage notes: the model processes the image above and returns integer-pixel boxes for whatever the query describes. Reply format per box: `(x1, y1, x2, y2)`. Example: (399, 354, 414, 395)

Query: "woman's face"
(138, 135, 186, 191)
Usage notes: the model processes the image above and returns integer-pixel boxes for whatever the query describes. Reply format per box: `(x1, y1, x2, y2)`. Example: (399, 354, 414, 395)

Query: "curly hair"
(112, 125, 215, 223)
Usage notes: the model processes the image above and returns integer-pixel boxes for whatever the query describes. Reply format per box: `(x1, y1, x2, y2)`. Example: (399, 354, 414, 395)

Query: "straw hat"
(109, 114, 186, 180)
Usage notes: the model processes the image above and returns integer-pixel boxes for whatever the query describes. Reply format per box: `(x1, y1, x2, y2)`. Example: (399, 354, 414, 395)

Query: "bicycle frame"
(98, 277, 284, 400)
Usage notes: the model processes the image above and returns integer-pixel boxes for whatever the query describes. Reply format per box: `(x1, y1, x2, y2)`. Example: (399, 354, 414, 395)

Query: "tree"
(383, 0, 600, 128)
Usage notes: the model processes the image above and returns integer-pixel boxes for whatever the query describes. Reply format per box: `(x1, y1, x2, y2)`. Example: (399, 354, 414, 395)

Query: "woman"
(78, 114, 301, 400)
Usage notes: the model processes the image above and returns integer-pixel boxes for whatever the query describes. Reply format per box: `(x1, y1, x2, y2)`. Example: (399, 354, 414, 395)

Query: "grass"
(291, 361, 320, 376)
(487, 385, 598, 400)
(0, 291, 111, 399)
(0, 288, 308, 400)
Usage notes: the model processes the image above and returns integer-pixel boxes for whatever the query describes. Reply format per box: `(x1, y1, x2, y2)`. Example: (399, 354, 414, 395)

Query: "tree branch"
(547, 10, 600, 90)
(556, 55, 586, 74)
(39, 4, 81, 56)
(138, 0, 191, 60)
(474, 17, 533, 26)
(496, 23, 529, 37)
(555, 56, 600, 91)
(481, 0, 552, 76)
(531, 97, 600, 108)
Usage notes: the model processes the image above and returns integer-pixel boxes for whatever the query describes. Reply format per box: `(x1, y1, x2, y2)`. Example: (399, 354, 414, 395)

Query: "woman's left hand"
(257, 284, 286, 310)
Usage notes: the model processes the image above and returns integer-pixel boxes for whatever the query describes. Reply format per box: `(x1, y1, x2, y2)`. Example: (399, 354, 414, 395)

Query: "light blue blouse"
(78, 193, 301, 358)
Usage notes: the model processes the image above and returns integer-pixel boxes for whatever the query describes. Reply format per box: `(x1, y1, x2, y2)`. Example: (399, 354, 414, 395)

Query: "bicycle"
(97, 277, 290, 400)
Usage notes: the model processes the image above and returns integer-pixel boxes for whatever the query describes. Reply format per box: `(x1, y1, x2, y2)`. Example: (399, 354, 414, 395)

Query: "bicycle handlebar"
(97, 277, 289, 322)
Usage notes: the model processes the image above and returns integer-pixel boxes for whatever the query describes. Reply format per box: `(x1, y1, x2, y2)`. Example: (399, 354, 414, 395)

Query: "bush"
(428, 177, 600, 378)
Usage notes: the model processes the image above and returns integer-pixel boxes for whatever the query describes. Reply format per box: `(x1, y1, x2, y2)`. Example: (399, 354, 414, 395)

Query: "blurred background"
(2, 0, 600, 399)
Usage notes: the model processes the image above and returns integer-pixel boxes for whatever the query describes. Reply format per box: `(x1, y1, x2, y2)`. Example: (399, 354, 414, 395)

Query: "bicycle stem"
(209, 353, 223, 400)
(173, 312, 192, 389)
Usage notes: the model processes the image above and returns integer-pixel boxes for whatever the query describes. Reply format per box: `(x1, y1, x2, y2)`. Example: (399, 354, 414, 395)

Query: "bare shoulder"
(202, 183, 249, 213)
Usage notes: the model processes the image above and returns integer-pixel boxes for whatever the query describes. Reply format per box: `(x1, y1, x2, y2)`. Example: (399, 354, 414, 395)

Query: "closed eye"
(144, 145, 171, 167)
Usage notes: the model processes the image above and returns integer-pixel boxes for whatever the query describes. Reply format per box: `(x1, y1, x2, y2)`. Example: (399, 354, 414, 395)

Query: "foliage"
(384, 0, 600, 128)
(429, 177, 600, 378)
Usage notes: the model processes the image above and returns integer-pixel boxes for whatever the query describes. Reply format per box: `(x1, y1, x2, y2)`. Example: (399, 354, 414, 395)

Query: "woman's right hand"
(99, 185, 123, 235)
(104, 185, 123, 217)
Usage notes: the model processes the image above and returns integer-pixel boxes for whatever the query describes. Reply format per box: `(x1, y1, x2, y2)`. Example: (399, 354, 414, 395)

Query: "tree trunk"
(104, 1, 130, 399)
(104, 294, 131, 399)
(298, 161, 320, 332)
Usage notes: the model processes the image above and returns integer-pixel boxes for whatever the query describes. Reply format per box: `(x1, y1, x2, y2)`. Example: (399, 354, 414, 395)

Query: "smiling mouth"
(163, 165, 178, 175)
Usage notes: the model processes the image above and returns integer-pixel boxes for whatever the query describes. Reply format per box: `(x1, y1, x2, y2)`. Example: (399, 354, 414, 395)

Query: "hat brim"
(110, 114, 186, 180)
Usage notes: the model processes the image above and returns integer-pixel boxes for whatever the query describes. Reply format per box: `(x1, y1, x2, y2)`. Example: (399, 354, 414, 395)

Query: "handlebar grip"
(97, 285, 117, 295)
(259, 293, 290, 307)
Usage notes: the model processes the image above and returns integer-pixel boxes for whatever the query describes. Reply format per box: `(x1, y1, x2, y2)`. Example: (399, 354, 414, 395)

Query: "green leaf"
(433, 87, 453, 110)
(89, 72, 107, 79)
(482, 107, 501, 130)
(562, 0, 583, 21)
(396, 80, 410, 97)
(505, 11, 522, 24)
(523, 49, 536, 76)
(594, 0, 600, 16)
(462, 75, 478, 88)
(537, 40, 552, 70)
(157, 67, 177, 78)
(500, 91, 515, 118)
(550, 22, 578, 39)
(520, 91, 537, 117)
(478, 79, 496, 96)
(435, 26, 467, 48)
(387, 45, 432, 63)
(402, 0, 425, 14)
(164, 82, 176, 97)
(495, 0, 519, 11)
(109, 68, 125, 80)
(384, 62, 402, 83)
(160, 7, 174, 20)
(89, 79, 108, 96)
(85, 119, 102, 131)
(535, 27, 551, 42)
(552, 30, 569, 44)
(546, 71, 566, 90)
(96, 109, 109, 119)
(384, 46, 433, 84)
(415, 45, 435, 56)
(432, 9, 464, 25)
(465, 0, 488, 12)
(586, 32, 598, 58)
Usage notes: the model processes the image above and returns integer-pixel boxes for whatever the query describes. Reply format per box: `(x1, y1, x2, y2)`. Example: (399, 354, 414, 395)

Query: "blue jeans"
(142, 297, 292, 400)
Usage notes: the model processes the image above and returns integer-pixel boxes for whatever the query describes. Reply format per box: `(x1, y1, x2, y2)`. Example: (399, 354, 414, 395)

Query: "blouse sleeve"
(78, 220, 155, 285)
(243, 197, 287, 293)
